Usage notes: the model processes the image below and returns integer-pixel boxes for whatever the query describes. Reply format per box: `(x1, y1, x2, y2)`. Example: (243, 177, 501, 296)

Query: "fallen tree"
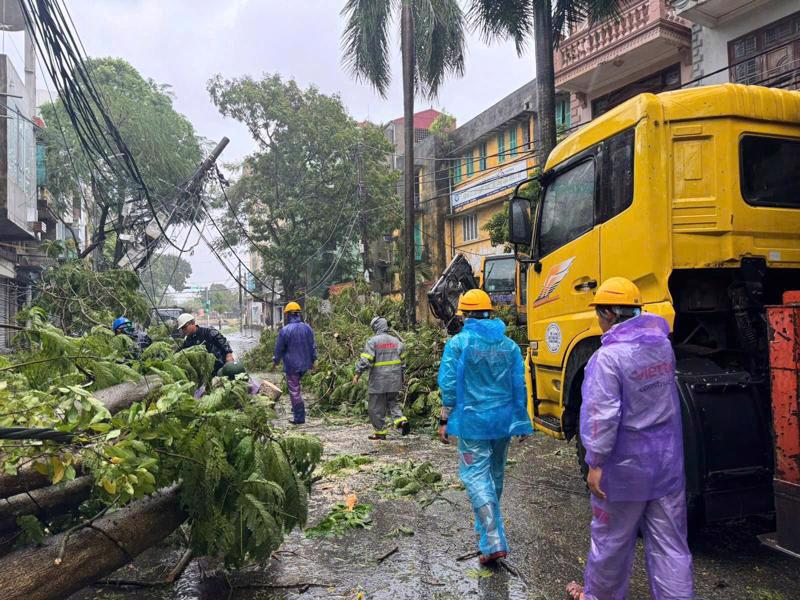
(0, 375, 162, 499)
(0, 486, 185, 600)
(0, 311, 323, 596)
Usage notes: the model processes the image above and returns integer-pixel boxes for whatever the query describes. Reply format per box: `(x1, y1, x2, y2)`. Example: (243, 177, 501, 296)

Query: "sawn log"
(0, 486, 185, 600)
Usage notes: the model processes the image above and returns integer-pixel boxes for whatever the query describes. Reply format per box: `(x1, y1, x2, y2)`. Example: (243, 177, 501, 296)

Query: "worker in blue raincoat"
(566, 277, 693, 600)
(437, 289, 532, 565)
(272, 302, 317, 425)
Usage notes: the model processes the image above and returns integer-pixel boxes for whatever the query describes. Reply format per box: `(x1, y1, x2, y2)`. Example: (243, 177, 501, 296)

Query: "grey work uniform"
(355, 318, 405, 433)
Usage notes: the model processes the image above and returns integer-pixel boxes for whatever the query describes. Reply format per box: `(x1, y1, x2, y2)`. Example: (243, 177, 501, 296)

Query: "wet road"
(69, 372, 798, 600)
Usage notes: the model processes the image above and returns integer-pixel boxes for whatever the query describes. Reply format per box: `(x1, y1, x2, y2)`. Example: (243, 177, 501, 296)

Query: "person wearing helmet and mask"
(437, 289, 532, 566)
(112, 316, 152, 357)
(353, 316, 409, 440)
(176, 313, 234, 375)
(272, 302, 316, 425)
(566, 277, 693, 600)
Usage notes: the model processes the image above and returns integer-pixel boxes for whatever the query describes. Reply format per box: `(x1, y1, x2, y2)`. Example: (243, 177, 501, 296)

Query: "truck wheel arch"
(562, 336, 601, 441)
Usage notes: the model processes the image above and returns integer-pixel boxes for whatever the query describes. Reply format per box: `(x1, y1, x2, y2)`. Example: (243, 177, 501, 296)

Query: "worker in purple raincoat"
(272, 302, 316, 425)
(567, 277, 693, 600)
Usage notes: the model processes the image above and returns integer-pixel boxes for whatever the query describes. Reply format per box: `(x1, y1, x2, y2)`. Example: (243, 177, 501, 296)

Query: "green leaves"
(305, 502, 373, 538)
(1, 321, 323, 570)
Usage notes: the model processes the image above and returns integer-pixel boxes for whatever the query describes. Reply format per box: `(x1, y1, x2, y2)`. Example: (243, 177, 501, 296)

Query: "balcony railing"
(557, 1, 652, 72)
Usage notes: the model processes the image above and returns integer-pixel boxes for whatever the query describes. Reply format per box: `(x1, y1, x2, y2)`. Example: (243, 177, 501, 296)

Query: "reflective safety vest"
(355, 332, 404, 394)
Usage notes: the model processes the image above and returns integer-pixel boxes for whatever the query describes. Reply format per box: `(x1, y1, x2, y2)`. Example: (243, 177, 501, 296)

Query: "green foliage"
(305, 502, 373, 538)
(207, 74, 399, 298)
(297, 281, 446, 428)
(1, 317, 324, 569)
(341, 0, 466, 98)
(377, 460, 444, 498)
(429, 111, 457, 138)
(207, 283, 238, 314)
(481, 177, 539, 252)
(320, 454, 374, 477)
(15, 515, 46, 546)
(39, 57, 202, 265)
(241, 329, 277, 372)
(31, 261, 150, 335)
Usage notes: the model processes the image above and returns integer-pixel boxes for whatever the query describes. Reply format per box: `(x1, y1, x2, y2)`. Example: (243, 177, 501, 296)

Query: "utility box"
(765, 291, 800, 558)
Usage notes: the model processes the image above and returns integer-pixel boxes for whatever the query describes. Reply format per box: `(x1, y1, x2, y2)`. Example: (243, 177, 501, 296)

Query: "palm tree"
(341, 0, 465, 326)
(468, 0, 623, 163)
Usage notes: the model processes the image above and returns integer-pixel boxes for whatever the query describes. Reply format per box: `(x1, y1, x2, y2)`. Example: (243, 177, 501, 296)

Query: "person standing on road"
(353, 316, 410, 440)
(272, 302, 316, 425)
(177, 313, 235, 375)
(112, 316, 152, 357)
(437, 289, 532, 565)
(566, 277, 693, 600)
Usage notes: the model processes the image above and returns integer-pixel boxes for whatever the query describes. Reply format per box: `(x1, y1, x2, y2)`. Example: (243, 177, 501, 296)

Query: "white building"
(676, 0, 800, 89)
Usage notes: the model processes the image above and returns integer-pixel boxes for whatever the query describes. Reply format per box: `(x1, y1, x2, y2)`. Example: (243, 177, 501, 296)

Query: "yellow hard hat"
(284, 301, 302, 313)
(590, 277, 642, 307)
(458, 289, 493, 312)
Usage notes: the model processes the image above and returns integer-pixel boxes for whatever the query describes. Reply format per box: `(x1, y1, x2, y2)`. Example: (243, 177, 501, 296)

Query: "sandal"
(479, 550, 507, 565)
(565, 581, 584, 600)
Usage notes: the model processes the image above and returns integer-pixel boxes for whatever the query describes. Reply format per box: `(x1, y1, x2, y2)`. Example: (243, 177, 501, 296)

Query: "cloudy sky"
(59, 1, 536, 290)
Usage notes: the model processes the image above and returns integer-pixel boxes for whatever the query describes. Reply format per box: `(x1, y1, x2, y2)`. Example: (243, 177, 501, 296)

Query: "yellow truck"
(508, 83, 800, 525)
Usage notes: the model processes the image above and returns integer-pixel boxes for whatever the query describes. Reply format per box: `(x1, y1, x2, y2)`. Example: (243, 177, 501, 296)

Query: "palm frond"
(414, 0, 466, 97)
(466, 0, 534, 56)
(340, 0, 397, 97)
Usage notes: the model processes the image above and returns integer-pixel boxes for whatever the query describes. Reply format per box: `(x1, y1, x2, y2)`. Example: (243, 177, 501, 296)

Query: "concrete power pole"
(238, 263, 243, 334)
(401, 0, 416, 326)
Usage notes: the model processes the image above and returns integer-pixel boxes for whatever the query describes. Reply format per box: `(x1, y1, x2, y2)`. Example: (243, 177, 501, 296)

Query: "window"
(466, 150, 475, 177)
(479, 142, 487, 171)
(510, 127, 518, 156)
(453, 159, 462, 183)
(498, 133, 506, 163)
(728, 11, 800, 90)
(483, 256, 516, 292)
(538, 160, 595, 257)
(598, 129, 635, 222)
(414, 221, 424, 260)
(592, 64, 681, 117)
(414, 128, 431, 143)
(740, 135, 800, 208)
(522, 121, 531, 150)
(462, 213, 478, 242)
(556, 96, 571, 129)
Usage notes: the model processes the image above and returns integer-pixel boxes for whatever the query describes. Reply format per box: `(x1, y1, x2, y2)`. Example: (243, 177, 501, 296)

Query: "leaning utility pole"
(401, 0, 417, 326)
(135, 137, 230, 271)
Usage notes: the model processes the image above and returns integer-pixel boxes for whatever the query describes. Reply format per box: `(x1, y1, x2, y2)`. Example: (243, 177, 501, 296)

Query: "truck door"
(530, 156, 600, 385)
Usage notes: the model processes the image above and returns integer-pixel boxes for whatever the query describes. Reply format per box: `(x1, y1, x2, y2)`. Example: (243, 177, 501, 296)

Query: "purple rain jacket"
(273, 314, 317, 375)
(580, 313, 685, 502)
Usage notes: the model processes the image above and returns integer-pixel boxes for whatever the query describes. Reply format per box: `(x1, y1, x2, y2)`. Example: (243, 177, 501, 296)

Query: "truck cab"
(479, 254, 527, 323)
(509, 84, 800, 524)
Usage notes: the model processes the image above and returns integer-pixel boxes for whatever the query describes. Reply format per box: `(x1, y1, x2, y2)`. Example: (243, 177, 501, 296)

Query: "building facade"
(675, 0, 800, 90)
(443, 79, 538, 272)
(555, 0, 692, 128)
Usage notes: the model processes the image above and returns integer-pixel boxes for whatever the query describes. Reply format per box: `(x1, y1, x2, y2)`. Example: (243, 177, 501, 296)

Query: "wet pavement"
(68, 369, 799, 600)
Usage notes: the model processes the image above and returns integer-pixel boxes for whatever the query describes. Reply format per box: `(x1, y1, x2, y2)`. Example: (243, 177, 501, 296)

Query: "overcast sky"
(59, 0, 536, 290)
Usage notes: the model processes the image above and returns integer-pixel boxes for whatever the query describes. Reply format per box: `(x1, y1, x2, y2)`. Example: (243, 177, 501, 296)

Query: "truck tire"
(563, 339, 600, 481)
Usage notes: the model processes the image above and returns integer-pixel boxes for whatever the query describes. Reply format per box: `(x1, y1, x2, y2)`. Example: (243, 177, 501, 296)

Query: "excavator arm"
(427, 254, 479, 335)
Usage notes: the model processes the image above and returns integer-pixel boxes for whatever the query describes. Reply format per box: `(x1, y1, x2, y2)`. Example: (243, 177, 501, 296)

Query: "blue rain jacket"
(438, 318, 532, 440)
(273, 314, 317, 375)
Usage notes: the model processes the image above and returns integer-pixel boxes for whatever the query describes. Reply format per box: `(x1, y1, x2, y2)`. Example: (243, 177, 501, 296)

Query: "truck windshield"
(741, 135, 800, 208)
(484, 257, 516, 292)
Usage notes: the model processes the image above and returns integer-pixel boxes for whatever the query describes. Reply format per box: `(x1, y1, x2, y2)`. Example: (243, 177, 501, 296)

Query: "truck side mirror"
(508, 196, 532, 246)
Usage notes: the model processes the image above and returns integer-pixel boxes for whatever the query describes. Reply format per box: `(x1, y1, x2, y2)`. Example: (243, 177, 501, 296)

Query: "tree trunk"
(0, 376, 162, 499)
(0, 476, 92, 533)
(534, 0, 557, 164)
(401, 0, 417, 326)
(0, 486, 185, 600)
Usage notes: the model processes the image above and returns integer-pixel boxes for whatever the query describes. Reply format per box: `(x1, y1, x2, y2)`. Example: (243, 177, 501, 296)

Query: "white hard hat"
(176, 313, 195, 330)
